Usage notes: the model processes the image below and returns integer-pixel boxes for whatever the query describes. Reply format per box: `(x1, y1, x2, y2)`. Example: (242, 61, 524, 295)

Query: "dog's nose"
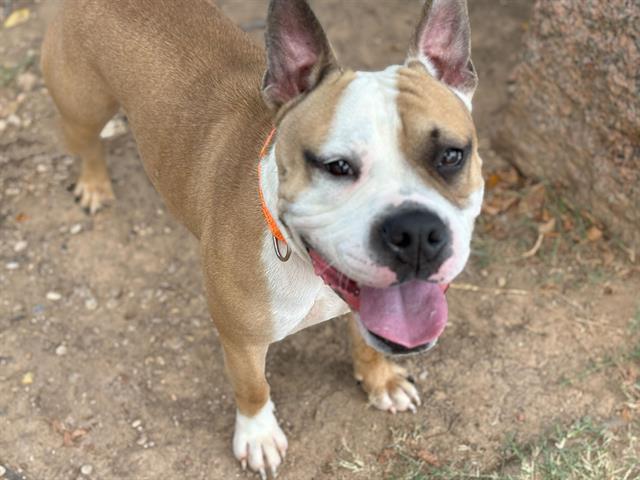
(378, 209, 450, 278)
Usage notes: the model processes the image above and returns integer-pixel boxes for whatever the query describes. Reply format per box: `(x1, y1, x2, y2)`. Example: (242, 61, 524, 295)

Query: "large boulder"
(494, 0, 639, 246)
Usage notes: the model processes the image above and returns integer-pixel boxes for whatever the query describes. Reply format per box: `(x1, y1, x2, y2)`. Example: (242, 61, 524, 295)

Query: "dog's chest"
(261, 234, 350, 341)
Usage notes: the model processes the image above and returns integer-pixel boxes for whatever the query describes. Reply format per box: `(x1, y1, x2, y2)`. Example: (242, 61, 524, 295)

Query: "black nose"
(378, 209, 450, 279)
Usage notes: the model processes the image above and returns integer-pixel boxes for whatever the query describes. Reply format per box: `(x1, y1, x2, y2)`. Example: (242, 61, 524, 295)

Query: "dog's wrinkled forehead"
(276, 64, 481, 205)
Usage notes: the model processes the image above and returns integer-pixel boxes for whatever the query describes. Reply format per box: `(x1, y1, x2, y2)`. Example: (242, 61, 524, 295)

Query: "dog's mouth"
(307, 249, 449, 352)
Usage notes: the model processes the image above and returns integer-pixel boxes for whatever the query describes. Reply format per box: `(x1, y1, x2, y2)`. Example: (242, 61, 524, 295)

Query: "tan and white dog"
(42, 0, 483, 476)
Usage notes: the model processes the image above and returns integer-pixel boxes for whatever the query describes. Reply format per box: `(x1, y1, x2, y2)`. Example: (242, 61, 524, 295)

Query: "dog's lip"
(369, 330, 438, 355)
(305, 244, 450, 349)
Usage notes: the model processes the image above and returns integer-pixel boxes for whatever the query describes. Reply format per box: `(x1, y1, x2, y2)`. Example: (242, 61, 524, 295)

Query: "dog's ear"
(408, 0, 478, 100)
(262, 0, 338, 109)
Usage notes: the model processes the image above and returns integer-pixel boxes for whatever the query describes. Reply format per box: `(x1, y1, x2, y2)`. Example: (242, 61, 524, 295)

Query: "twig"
(521, 233, 544, 259)
(449, 283, 529, 296)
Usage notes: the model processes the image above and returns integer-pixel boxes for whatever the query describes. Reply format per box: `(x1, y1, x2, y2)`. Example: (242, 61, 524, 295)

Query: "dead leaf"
(376, 447, 395, 465)
(3, 8, 30, 28)
(587, 226, 603, 242)
(538, 217, 556, 235)
(416, 449, 440, 466)
(15, 212, 29, 222)
(518, 183, 546, 216)
(485, 173, 501, 190)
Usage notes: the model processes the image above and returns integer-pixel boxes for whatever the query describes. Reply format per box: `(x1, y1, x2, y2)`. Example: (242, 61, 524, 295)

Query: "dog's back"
(42, 0, 272, 236)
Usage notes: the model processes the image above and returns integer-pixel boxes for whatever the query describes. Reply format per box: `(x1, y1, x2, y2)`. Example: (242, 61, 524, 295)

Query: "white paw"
(73, 178, 114, 214)
(233, 400, 288, 478)
(358, 364, 421, 414)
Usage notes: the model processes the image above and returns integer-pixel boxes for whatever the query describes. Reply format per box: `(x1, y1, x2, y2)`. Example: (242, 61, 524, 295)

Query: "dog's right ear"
(262, 0, 338, 109)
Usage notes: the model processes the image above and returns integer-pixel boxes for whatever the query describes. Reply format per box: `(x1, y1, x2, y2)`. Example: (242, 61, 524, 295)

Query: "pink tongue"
(359, 281, 448, 349)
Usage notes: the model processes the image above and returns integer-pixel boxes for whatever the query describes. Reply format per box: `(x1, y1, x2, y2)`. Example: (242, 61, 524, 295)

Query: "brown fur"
(396, 62, 483, 207)
(42, 0, 278, 417)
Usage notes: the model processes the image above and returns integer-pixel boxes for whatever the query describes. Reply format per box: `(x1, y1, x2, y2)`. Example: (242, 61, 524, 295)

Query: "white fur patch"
(260, 152, 349, 341)
(233, 399, 288, 475)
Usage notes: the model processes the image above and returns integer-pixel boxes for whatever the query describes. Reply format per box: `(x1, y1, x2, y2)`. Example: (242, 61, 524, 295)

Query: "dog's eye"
(324, 158, 357, 177)
(437, 148, 465, 175)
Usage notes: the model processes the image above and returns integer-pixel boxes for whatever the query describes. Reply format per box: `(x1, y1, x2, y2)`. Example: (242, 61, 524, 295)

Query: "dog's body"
(42, 0, 483, 475)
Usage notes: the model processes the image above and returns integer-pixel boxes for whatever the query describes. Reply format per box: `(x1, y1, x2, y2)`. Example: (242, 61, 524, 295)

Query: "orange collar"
(257, 128, 286, 243)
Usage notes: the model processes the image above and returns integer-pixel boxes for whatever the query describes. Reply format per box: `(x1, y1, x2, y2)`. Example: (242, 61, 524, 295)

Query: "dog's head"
(262, 0, 483, 355)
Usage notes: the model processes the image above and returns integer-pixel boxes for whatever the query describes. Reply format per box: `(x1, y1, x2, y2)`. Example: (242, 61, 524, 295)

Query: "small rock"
(497, 277, 507, 288)
(21, 372, 34, 385)
(136, 435, 148, 446)
(14, 240, 28, 253)
(7, 114, 21, 128)
(5, 187, 20, 196)
(17, 72, 37, 92)
(55, 345, 68, 356)
(36, 163, 49, 173)
(80, 464, 93, 476)
(84, 298, 98, 311)
(131, 419, 142, 428)
(0, 465, 6, 476)
(70, 224, 83, 235)
(5, 262, 19, 270)
(0, 119, 6, 133)
(418, 370, 429, 381)
(46, 291, 62, 301)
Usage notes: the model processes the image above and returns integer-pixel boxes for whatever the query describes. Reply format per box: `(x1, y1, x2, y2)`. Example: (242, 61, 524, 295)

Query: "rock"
(7, 114, 21, 128)
(0, 119, 6, 133)
(494, 0, 640, 246)
(0, 465, 6, 476)
(80, 464, 93, 476)
(84, 298, 98, 311)
(131, 419, 142, 428)
(14, 240, 27, 253)
(16, 72, 37, 92)
(70, 224, 83, 235)
(46, 291, 62, 301)
(55, 345, 68, 356)
(5, 262, 19, 270)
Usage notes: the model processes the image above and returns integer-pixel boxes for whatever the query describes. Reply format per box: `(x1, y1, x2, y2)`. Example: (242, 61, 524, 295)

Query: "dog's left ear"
(408, 0, 478, 101)
(262, 0, 338, 109)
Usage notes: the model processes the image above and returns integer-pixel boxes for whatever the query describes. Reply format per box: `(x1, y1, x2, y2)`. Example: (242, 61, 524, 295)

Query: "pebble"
(5, 187, 20, 196)
(497, 277, 507, 288)
(6, 262, 19, 270)
(80, 464, 93, 475)
(14, 240, 28, 253)
(0, 465, 6, 476)
(70, 224, 83, 235)
(84, 298, 98, 311)
(36, 163, 49, 173)
(17, 72, 38, 92)
(46, 291, 62, 301)
(418, 370, 429, 381)
(0, 119, 6, 133)
(136, 435, 148, 446)
(131, 419, 142, 428)
(7, 114, 21, 128)
(55, 345, 68, 356)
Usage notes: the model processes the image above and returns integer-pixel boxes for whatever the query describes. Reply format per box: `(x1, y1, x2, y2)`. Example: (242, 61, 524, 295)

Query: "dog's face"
(263, 0, 482, 354)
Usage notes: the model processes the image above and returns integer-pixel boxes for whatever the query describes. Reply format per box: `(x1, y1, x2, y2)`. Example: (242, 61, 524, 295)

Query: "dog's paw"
(356, 361, 421, 414)
(72, 177, 114, 214)
(233, 400, 288, 478)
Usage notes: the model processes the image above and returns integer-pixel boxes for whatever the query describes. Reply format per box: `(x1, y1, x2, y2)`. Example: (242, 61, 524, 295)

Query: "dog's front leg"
(219, 338, 287, 477)
(348, 315, 421, 414)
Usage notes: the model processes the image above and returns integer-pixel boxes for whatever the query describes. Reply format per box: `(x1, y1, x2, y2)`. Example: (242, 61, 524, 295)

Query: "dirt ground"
(1, 1, 639, 479)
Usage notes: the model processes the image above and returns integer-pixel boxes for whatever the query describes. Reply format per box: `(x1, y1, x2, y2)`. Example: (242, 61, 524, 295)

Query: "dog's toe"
(357, 362, 422, 414)
(233, 400, 288, 477)
(71, 177, 114, 215)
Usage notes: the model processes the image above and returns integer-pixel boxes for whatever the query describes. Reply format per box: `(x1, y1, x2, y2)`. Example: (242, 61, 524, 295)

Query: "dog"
(41, 0, 483, 476)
